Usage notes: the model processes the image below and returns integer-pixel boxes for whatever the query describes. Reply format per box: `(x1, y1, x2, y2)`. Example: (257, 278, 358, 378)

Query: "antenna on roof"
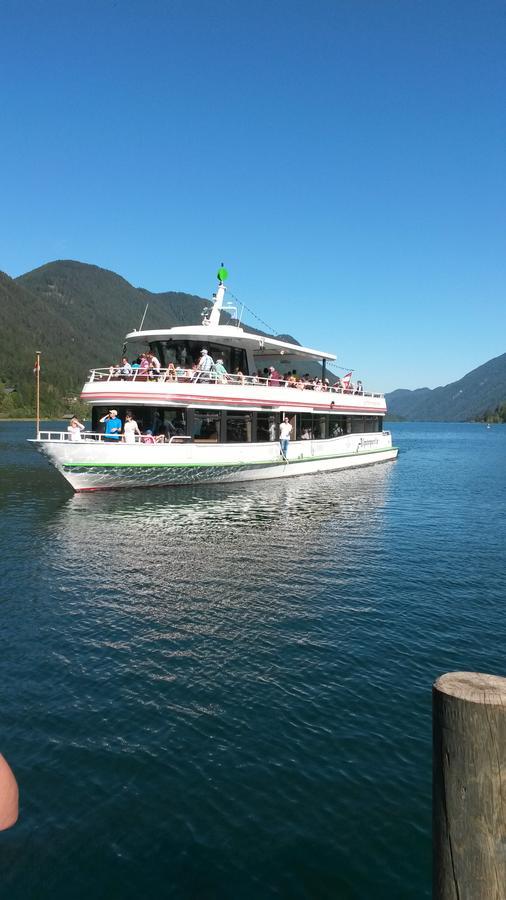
(139, 303, 149, 331)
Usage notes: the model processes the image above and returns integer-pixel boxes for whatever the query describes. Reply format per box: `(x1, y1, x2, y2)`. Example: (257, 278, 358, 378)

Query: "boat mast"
(208, 264, 228, 326)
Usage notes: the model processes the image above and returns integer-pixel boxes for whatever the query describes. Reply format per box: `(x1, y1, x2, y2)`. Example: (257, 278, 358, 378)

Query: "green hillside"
(0, 259, 300, 418)
(0, 260, 223, 417)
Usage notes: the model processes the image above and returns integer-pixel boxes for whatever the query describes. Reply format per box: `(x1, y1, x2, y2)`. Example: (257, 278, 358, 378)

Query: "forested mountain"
(1, 258, 504, 421)
(385, 353, 506, 422)
(0, 259, 293, 417)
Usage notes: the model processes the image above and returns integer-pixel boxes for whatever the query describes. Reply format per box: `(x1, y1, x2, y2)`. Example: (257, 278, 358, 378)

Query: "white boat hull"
(31, 433, 398, 492)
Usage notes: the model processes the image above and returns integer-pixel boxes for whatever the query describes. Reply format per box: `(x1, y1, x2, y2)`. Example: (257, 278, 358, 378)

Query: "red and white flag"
(33, 356, 40, 374)
(342, 371, 352, 387)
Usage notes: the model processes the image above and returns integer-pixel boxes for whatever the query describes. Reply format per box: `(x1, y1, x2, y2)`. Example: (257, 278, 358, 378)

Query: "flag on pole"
(33, 355, 40, 374)
(342, 371, 352, 387)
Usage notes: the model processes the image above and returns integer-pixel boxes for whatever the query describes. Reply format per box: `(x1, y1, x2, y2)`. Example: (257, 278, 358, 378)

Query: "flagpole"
(35, 351, 41, 437)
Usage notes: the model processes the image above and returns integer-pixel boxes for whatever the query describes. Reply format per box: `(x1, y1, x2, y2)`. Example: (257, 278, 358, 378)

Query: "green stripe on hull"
(63, 446, 398, 471)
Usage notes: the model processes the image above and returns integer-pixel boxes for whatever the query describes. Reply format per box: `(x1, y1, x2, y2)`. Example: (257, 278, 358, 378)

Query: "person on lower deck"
(100, 410, 122, 441)
(67, 416, 85, 441)
(279, 416, 292, 459)
(123, 413, 141, 444)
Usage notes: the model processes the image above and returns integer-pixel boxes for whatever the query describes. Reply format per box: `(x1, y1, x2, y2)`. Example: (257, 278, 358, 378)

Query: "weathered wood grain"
(433, 672, 506, 900)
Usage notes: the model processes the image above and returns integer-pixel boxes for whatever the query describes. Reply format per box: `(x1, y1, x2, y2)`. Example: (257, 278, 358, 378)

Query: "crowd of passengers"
(105, 350, 364, 394)
(67, 410, 186, 443)
(67, 410, 350, 444)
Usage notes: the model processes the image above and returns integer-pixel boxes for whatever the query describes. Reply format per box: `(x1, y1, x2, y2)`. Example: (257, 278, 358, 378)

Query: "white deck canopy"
(125, 324, 336, 362)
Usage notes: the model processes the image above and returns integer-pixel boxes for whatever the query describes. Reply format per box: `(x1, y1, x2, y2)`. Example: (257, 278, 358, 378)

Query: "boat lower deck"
(32, 432, 398, 491)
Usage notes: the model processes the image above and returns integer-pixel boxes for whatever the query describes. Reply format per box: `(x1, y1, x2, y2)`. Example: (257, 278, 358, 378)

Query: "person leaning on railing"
(213, 358, 228, 383)
(120, 358, 132, 378)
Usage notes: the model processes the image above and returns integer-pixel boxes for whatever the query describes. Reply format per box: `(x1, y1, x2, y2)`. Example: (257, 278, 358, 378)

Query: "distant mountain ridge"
(385, 352, 506, 421)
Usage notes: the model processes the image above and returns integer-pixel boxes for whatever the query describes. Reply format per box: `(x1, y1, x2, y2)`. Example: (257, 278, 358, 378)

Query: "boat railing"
(37, 429, 389, 444)
(85, 368, 384, 398)
(38, 430, 142, 443)
(37, 430, 195, 444)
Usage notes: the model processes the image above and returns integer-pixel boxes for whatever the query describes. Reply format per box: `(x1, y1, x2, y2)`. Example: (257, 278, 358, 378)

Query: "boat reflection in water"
(49, 464, 394, 628)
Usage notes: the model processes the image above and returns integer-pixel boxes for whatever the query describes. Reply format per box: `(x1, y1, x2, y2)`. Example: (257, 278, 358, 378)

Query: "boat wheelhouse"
(32, 271, 398, 491)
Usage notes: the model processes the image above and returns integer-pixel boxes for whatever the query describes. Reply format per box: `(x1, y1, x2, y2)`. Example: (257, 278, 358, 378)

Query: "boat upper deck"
(81, 368, 387, 415)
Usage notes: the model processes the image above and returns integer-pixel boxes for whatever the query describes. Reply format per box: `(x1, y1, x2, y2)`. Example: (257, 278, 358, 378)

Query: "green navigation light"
(217, 265, 228, 282)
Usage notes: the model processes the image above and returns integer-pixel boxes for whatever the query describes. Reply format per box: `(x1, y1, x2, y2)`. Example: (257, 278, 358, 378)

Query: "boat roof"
(125, 325, 336, 362)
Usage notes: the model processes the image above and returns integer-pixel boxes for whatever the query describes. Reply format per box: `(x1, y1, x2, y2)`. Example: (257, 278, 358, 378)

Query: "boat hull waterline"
(32, 435, 398, 492)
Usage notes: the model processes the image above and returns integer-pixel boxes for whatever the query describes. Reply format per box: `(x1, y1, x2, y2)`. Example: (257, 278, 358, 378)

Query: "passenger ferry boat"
(33, 270, 398, 491)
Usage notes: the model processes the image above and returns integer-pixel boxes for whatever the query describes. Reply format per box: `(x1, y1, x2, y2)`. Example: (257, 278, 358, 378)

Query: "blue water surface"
(1, 421, 505, 899)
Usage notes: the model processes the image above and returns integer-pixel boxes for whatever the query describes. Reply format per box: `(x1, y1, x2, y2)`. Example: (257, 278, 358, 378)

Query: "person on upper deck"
(164, 362, 177, 382)
(213, 358, 228, 382)
(120, 358, 132, 377)
(139, 354, 150, 378)
(194, 349, 214, 381)
(267, 366, 281, 386)
(148, 352, 161, 378)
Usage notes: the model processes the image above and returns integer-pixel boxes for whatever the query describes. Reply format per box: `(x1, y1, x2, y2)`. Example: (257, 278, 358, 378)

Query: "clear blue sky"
(1, 0, 505, 391)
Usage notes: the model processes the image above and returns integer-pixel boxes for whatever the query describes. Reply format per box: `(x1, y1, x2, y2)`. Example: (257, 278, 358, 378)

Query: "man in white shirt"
(194, 348, 214, 382)
(279, 416, 292, 460)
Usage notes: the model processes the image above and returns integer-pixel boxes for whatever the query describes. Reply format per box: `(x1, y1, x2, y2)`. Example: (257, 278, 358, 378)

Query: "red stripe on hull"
(81, 391, 384, 414)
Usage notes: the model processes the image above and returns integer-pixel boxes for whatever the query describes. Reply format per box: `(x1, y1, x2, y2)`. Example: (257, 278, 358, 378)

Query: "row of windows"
(147, 341, 248, 376)
(92, 407, 383, 443)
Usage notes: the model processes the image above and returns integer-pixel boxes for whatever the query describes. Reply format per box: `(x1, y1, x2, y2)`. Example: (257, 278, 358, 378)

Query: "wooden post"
(433, 671, 506, 900)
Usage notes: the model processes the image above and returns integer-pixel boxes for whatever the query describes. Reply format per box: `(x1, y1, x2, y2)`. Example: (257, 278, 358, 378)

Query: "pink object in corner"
(0, 754, 19, 830)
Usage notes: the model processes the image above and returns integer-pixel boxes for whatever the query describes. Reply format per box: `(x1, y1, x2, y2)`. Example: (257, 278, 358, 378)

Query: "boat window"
(330, 416, 346, 437)
(314, 415, 328, 439)
(149, 342, 166, 366)
(151, 407, 187, 439)
(226, 413, 252, 443)
(193, 410, 221, 442)
(256, 412, 278, 442)
(297, 414, 314, 440)
(350, 417, 366, 434)
(163, 341, 248, 375)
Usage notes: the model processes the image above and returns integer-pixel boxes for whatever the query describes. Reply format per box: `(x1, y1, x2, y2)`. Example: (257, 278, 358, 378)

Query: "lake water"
(1, 421, 505, 899)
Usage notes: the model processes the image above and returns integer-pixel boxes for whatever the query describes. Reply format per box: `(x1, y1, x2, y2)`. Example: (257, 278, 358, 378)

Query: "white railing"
(38, 430, 136, 443)
(85, 367, 384, 398)
(38, 429, 388, 444)
(37, 431, 195, 444)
